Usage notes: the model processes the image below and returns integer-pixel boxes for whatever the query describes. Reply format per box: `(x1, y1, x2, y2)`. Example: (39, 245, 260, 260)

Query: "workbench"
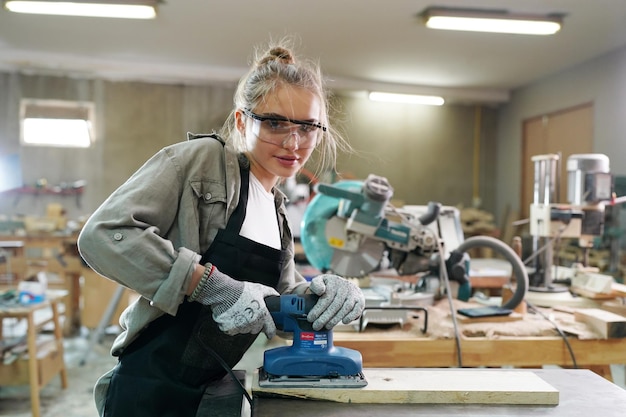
(0, 240, 25, 258)
(252, 368, 626, 416)
(0, 290, 68, 417)
(333, 299, 626, 382)
(0, 234, 82, 336)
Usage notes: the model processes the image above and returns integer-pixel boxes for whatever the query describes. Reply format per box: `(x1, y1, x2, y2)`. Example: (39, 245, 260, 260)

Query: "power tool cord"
(521, 224, 568, 266)
(437, 238, 464, 368)
(520, 225, 578, 367)
(195, 333, 254, 407)
(526, 301, 578, 368)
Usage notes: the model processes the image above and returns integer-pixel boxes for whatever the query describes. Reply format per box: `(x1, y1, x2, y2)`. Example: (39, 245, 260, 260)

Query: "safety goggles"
(243, 108, 326, 149)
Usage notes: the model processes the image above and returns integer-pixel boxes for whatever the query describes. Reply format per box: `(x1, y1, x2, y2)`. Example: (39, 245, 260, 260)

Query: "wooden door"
(521, 103, 594, 220)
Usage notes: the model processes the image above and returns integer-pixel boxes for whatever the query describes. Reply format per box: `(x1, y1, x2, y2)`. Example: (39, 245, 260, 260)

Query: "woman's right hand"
(213, 281, 279, 339)
(188, 264, 279, 338)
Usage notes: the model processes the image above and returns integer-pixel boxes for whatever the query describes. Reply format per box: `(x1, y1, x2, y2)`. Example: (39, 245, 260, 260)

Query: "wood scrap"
(570, 286, 617, 300)
(574, 308, 626, 338)
(600, 301, 626, 317)
(570, 269, 616, 299)
(612, 282, 626, 297)
(552, 305, 576, 315)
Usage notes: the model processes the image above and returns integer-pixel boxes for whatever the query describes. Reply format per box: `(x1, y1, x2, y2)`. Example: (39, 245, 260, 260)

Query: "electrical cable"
(526, 301, 578, 368)
(393, 204, 578, 371)
(522, 224, 568, 266)
(522, 224, 571, 289)
(522, 237, 553, 265)
(195, 331, 254, 407)
(521, 220, 580, 367)
(437, 237, 464, 368)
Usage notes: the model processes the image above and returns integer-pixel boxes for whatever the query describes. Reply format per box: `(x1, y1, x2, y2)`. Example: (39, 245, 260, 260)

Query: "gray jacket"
(78, 134, 308, 413)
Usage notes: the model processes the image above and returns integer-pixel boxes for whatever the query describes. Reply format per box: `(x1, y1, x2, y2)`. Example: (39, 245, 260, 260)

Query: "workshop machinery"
(527, 153, 620, 293)
(300, 174, 528, 310)
(258, 293, 367, 388)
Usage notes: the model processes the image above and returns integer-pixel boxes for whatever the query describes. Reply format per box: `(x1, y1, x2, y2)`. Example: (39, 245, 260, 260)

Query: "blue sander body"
(259, 294, 367, 388)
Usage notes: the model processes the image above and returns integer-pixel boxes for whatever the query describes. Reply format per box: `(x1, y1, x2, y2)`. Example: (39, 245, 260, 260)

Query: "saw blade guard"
(300, 180, 366, 273)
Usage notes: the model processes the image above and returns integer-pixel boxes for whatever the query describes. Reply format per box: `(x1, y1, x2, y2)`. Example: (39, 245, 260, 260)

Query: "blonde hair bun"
(258, 47, 295, 66)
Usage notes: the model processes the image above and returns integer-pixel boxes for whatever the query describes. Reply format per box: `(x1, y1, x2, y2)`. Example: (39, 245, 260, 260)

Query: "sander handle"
(264, 294, 320, 332)
(264, 295, 282, 313)
(264, 293, 319, 314)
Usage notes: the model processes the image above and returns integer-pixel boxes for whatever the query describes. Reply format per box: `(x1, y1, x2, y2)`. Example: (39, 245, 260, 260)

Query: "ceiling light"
(4, 0, 158, 19)
(369, 92, 445, 106)
(422, 7, 563, 35)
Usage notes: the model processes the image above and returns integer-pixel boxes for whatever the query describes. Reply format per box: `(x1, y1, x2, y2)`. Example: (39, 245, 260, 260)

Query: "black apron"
(103, 163, 287, 417)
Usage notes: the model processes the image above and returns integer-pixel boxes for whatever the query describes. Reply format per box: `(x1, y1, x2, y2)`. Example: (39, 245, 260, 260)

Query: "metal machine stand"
(528, 153, 613, 294)
(528, 154, 569, 292)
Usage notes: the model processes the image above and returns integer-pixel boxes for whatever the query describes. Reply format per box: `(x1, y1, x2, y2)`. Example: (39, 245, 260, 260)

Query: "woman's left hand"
(306, 274, 365, 330)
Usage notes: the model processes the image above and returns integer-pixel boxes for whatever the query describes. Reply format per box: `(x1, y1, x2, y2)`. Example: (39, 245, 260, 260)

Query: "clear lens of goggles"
(244, 109, 323, 149)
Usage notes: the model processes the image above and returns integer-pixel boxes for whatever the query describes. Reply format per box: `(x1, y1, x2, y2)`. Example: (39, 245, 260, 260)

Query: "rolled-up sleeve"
(78, 149, 197, 316)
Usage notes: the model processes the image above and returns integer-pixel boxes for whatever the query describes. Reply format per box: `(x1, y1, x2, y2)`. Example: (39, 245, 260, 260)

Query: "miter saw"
(300, 174, 529, 310)
(300, 174, 465, 277)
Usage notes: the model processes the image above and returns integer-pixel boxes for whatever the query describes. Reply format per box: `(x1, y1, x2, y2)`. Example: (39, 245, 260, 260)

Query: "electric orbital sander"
(258, 294, 367, 388)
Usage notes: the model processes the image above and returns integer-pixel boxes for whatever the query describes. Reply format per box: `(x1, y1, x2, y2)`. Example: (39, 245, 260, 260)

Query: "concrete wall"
(335, 96, 497, 209)
(6, 36, 626, 231)
(0, 72, 498, 222)
(0, 73, 235, 220)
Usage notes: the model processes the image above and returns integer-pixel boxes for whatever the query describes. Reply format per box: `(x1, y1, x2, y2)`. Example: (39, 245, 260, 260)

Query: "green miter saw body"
(301, 174, 451, 278)
(300, 174, 529, 309)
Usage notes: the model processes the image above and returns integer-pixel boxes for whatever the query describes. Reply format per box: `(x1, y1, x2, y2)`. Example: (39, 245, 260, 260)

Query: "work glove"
(306, 274, 365, 331)
(189, 264, 279, 339)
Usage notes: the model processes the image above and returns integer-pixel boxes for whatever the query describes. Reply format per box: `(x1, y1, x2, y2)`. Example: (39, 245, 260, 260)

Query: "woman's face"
(237, 84, 322, 192)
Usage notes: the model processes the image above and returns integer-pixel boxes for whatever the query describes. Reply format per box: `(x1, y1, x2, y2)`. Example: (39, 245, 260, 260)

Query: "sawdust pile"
(365, 298, 602, 340)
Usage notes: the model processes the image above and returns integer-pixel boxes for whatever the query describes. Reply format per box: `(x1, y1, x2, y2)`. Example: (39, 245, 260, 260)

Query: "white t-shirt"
(240, 173, 281, 249)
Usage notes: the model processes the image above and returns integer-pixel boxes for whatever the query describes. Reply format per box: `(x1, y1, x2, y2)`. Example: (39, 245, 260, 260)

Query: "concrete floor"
(0, 333, 117, 417)
(1, 328, 625, 417)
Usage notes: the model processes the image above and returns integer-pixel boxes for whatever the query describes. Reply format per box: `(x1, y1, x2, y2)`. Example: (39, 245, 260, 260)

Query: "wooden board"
(601, 301, 626, 317)
(570, 286, 616, 300)
(612, 282, 626, 297)
(574, 308, 626, 338)
(252, 368, 559, 405)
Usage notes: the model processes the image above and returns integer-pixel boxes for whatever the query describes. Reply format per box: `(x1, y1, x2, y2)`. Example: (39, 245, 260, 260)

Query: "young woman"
(77, 40, 365, 416)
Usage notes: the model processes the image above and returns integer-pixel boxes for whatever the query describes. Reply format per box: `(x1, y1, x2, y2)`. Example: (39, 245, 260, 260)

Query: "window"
(20, 99, 95, 148)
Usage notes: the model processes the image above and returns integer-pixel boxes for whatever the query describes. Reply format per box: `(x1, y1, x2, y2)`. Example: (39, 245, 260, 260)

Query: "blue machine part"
(263, 336, 363, 377)
(264, 294, 364, 377)
(301, 178, 414, 274)
(300, 180, 365, 272)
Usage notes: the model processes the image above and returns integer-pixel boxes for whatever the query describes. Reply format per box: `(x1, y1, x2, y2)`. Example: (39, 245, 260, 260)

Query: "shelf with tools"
(0, 290, 68, 417)
(1, 180, 87, 209)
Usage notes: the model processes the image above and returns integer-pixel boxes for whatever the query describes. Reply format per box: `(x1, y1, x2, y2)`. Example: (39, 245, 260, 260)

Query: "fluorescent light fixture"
(422, 7, 563, 35)
(369, 92, 445, 106)
(4, 0, 158, 19)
